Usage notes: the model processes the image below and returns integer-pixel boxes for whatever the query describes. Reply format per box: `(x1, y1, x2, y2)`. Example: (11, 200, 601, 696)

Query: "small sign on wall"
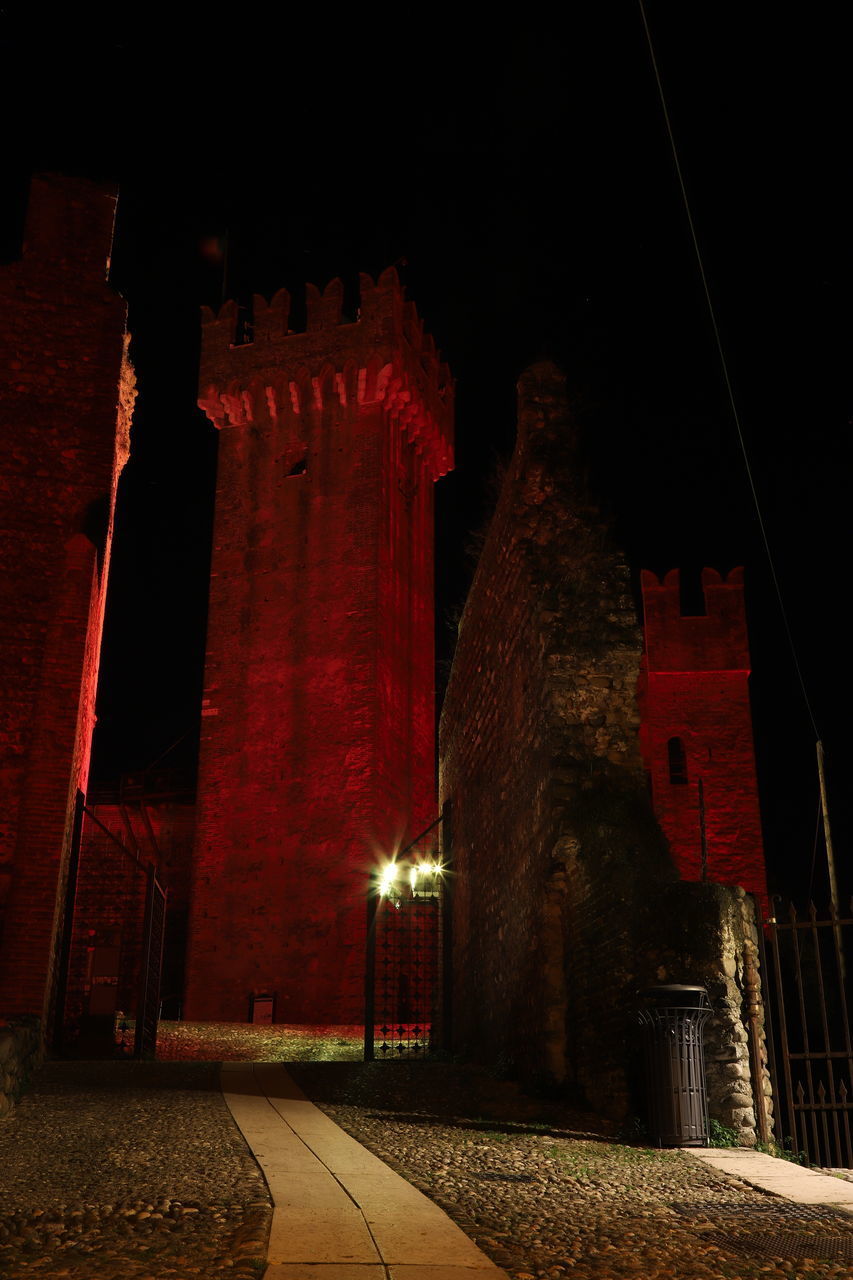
(250, 993, 275, 1024)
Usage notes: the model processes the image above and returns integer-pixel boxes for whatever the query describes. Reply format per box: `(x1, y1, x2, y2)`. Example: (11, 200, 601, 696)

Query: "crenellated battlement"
(198, 268, 453, 478)
(641, 568, 751, 673)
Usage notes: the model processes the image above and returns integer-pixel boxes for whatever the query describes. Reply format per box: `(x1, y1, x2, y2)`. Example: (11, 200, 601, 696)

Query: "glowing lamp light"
(377, 854, 444, 901)
(378, 861, 399, 897)
(410, 857, 443, 895)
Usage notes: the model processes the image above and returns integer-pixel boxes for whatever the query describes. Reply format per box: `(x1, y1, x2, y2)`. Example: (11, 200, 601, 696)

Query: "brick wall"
(638, 568, 769, 918)
(184, 271, 453, 1023)
(0, 175, 133, 1025)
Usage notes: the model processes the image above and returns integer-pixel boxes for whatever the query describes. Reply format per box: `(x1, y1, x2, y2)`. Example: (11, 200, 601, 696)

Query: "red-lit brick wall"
(184, 271, 453, 1023)
(0, 175, 133, 1024)
(638, 568, 769, 919)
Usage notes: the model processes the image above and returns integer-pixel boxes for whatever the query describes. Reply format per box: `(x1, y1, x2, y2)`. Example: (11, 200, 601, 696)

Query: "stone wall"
(636, 881, 774, 1144)
(439, 363, 772, 1143)
(440, 362, 677, 1113)
(0, 1017, 43, 1120)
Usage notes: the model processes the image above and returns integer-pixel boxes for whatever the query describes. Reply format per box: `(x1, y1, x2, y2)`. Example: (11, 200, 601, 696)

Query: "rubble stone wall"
(440, 363, 771, 1142)
(637, 881, 774, 1144)
(0, 1018, 43, 1120)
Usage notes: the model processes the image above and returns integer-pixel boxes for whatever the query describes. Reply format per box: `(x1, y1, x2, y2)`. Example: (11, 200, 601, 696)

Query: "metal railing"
(762, 901, 853, 1167)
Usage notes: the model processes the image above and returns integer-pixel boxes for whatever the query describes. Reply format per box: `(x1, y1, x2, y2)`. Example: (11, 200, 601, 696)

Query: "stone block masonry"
(184, 270, 453, 1024)
(0, 175, 134, 1029)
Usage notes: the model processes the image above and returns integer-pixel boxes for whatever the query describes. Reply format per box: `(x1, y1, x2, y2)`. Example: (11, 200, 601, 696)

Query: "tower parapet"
(197, 268, 453, 480)
(639, 567, 768, 918)
(641, 567, 750, 674)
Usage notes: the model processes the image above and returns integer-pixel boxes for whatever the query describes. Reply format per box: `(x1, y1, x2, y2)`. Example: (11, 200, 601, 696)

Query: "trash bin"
(636, 985, 711, 1147)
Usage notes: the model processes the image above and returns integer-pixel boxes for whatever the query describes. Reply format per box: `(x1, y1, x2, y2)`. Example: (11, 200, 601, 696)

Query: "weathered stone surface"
(439, 364, 773, 1144)
(440, 364, 674, 1116)
(0, 1017, 43, 1119)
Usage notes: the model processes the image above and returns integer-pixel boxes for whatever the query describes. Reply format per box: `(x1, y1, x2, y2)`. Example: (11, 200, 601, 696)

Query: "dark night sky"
(4, 7, 850, 906)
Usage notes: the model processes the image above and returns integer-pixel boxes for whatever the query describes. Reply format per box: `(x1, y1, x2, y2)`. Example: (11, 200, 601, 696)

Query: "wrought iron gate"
(364, 813, 449, 1060)
(135, 865, 167, 1059)
(60, 805, 168, 1059)
(762, 902, 853, 1167)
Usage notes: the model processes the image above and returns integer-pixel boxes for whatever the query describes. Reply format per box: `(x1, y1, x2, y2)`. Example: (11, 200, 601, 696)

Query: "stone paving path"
(2, 1023, 853, 1279)
(691, 1148, 853, 1208)
(223, 1061, 506, 1277)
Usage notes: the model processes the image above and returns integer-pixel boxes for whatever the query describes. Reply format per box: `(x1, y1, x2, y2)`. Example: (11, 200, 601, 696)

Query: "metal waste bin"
(637, 985, 711, 1147)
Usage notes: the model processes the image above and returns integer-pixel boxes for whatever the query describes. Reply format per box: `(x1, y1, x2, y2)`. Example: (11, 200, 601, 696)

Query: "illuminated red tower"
(0, 176, 133, 1024)
(638, 567, 769, 918)
(184, 270, 453, 1023)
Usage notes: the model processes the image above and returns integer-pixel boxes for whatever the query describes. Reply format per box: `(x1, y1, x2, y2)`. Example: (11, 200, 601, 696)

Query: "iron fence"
(135, 865, 167, 1059)
(762, 901, 853, 1168)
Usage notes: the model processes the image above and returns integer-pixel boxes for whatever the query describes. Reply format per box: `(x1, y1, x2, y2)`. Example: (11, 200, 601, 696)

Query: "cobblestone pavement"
(288, 1060, 853, 1280)
(2, 1024, 853, 1279)
(0, 1059, 270, 1279)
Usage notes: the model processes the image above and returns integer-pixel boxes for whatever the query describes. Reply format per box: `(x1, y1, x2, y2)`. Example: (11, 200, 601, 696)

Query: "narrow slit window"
(667, 736, 688, 785)
(287, 456, 307, 477)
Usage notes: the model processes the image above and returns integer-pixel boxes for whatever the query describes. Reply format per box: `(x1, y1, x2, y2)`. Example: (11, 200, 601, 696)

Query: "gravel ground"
(3, 1024, 852, 1280)
(155, 1020, 363, 1062)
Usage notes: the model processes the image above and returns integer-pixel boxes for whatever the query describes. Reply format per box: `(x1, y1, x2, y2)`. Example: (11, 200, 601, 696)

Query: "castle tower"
(638, 567, 769, 918)
(0, 175, 133, 1025)
(184, 269, 453, 1023)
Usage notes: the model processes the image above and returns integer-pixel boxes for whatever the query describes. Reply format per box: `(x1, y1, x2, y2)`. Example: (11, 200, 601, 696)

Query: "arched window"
(667, 736, 688, 785)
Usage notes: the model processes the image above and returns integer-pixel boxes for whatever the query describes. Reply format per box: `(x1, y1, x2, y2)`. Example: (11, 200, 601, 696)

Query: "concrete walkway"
(689, 1146, 853, 1208)
(220, 1061, 509, 1280)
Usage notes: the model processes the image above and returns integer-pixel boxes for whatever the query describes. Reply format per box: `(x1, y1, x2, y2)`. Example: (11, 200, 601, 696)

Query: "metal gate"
(762, 902, 853, 1167)
(58, 805, 167, 1059)
(364, 813, 449, 1060)
(134, 865, 167, 1059)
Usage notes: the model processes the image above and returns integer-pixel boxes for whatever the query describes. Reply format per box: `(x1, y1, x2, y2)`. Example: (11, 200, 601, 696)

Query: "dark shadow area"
(285, 1059, 616, 1137)
(36, 1059, 222, 1092)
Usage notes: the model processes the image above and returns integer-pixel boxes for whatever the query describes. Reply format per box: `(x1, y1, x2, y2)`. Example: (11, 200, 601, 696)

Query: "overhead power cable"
(637, 0, 820, 743)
